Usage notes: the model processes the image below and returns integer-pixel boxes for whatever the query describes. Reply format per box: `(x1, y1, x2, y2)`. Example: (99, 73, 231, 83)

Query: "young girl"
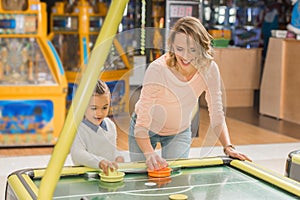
(71, 80, 124, 175)
(129, 16, 251, 170)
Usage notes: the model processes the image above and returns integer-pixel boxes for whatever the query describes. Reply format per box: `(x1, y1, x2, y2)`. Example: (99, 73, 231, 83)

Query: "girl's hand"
(99, 160, 118, 175)
(145, 152, 168, 171)
(224, 145, 252, 162)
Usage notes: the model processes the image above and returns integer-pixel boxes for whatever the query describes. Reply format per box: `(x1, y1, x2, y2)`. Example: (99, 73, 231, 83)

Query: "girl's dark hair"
(94, 80, 110, 95)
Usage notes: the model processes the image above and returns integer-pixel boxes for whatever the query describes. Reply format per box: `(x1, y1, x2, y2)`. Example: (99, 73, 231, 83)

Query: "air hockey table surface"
(6, 157, 300, 199)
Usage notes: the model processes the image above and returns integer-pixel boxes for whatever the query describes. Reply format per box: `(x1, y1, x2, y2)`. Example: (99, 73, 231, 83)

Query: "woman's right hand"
(145, 152, 168, 170)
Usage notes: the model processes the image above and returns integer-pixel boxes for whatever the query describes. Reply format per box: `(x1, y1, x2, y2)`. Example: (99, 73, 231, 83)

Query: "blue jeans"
(128, 113, 192, 162)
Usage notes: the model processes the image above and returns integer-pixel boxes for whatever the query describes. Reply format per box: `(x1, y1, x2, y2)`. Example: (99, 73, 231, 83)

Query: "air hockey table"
(5, 157, 300, 199)
(286, 150, 300, 182)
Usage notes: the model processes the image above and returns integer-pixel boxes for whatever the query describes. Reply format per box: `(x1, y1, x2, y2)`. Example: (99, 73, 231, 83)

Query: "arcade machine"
(49, 0, 132, 115)
(165, 0, 201, 34)
(147, 0, 201, 62)
(203, 0, 233, 47)
(0, 0, 68, 146)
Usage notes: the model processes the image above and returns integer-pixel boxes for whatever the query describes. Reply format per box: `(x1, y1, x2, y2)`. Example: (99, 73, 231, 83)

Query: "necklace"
(178, 67, 197, 81)
(169, 67, 196, 82)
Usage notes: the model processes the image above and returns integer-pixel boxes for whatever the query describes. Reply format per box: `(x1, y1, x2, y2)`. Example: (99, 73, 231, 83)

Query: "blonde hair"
(166, 16, 214, 72)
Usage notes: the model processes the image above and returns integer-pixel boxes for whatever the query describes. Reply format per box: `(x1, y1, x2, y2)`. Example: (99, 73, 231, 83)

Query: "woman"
(129, 16, 251, 170)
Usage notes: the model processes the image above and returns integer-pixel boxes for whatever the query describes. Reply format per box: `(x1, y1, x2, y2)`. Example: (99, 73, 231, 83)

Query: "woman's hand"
(224, 145, 252, 162)
(99, 160, 118, 175)
(115, 156, 125, 163)
(145, 152, 168, 170)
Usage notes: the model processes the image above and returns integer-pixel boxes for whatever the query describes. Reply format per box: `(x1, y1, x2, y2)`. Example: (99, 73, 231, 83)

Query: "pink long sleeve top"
(134, 54, 226, 136)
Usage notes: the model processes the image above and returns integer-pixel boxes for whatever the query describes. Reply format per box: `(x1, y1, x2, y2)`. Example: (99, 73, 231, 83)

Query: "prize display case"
(0, 0, 68, 146)
(49, 0, 132, 114)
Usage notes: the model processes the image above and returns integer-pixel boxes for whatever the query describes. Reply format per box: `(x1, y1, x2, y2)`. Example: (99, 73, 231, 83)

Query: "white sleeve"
(205, 61, 226, 128)
(70, 125, 106, 169)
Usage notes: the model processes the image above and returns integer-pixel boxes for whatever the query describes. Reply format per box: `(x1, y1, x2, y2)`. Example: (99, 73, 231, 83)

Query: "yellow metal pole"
(38, 0, 129, 199)
(113, 38, 132, 69)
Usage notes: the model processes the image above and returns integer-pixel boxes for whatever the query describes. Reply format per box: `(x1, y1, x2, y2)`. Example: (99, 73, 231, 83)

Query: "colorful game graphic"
(0, 100, 54, 145)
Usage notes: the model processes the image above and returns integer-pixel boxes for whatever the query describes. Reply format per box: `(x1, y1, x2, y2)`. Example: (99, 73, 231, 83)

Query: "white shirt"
(70, 118, 120, 169)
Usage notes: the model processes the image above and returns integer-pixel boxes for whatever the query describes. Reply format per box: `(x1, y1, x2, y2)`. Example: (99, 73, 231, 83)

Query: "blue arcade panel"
(0, 100, 54, 145)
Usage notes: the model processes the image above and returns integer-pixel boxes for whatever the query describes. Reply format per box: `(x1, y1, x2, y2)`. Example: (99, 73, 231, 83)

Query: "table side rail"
(230, 160, 300, 197)
(7, 173, 38, 200)
(118, 157, 225, 171)
(33, 166, 97, 178)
